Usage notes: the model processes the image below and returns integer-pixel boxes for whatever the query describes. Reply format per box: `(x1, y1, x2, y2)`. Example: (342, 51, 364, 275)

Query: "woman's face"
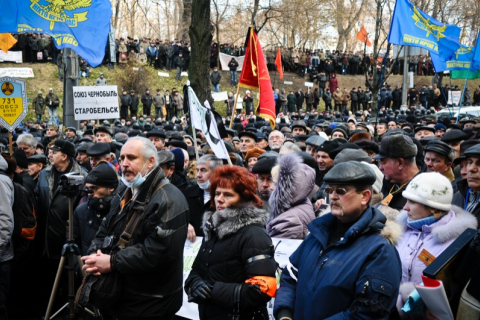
(215, 187, 241, 210)
(403, 199, 432, 221)
(247, 157, 258, 170)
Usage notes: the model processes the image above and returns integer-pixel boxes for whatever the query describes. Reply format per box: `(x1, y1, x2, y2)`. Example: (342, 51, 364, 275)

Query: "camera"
(59, 172, 85, 187)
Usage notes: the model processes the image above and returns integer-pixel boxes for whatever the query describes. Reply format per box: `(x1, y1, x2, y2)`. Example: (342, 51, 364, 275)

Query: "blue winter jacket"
(274, 206, 402, 320)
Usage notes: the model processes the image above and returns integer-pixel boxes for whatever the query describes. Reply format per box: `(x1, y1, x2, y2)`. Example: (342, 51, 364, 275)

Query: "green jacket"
(32, 95, 45, 114)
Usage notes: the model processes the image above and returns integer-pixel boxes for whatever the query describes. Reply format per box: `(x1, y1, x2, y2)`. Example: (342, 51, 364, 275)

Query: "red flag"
(238, 28, 276, 129)
(275, 47, 283, 79)
(357, 25, 372, 47)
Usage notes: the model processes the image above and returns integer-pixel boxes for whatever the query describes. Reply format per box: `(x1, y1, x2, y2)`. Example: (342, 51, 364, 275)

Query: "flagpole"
(376, 43, 391, 129)
(455, 69, 470, 124)
(230, 85, 241, 128)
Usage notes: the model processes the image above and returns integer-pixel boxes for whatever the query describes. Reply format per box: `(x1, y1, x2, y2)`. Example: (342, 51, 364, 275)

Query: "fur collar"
(379, 219, 403, 246)
(202, 203, 269, 240)
(397, 205, 478, 244)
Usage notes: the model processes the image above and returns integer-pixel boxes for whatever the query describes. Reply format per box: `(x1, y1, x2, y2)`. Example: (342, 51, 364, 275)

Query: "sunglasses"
(324, 187, 353, 196)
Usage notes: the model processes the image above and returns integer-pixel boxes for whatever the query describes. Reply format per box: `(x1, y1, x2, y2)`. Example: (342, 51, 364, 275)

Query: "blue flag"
(0, 0, 112, 67)
(388, 0, 461, 60)
(472, 29, 480, 71)
(430, 45, 476, 73)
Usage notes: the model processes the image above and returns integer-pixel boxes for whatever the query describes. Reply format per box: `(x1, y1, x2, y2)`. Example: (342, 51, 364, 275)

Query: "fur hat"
(245, 147, 265, 162)
(402, 172, 453, 211)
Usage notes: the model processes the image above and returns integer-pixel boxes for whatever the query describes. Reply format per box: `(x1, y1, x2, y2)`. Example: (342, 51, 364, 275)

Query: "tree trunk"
(189, 0, 213, 106)
(113, 0, 121, 33)
(180, 0, 192, 40)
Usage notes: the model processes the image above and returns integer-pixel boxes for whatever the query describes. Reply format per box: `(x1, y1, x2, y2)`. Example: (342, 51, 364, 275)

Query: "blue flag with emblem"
(0, 0, 112, 67)
(430, 45, 476, 73)
(388, 0, 461, 60)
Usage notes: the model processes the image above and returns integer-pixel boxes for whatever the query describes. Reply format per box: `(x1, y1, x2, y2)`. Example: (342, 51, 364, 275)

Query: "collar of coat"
(397, 205, 477, 244)
(309, 206, 403, 247)
(202, 203, 269, 241)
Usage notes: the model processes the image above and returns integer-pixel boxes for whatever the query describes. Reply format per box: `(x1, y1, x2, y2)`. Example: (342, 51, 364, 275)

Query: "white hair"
(125, 136, 159, 166)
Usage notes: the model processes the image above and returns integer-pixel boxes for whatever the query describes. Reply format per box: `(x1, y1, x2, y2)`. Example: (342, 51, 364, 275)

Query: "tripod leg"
(45, 256, 66, 320)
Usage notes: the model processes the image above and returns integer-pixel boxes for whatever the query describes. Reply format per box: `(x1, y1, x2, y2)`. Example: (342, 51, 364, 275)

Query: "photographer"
(34, 140, 88, 313)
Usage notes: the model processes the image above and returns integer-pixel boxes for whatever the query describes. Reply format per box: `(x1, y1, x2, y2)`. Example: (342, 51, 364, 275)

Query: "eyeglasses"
(324, 187, 353, 196)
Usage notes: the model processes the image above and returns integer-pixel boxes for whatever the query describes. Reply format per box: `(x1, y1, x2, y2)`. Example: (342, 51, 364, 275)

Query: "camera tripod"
(44, 185, 99, 319)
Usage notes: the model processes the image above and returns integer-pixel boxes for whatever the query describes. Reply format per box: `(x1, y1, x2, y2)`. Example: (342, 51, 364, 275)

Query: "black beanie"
(13, 149, 28, 169)
(85, 162, 118, 189)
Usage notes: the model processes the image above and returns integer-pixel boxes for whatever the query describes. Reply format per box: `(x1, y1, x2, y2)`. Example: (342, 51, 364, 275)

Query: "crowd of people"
(1, 89, 480, 320)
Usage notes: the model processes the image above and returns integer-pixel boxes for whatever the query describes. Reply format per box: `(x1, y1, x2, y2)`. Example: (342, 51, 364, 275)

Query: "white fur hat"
(402, 172, 453, 211)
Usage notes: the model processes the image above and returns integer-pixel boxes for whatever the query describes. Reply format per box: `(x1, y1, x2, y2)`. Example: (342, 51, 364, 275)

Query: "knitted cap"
(402, 172, 453, 211)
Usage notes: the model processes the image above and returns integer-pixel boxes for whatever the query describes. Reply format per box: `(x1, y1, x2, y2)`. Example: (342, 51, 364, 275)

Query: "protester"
(268, 152, 315, 238)
(274, 161, 402, 319)
(0, 155, 14, 320)
(396, 172, 477, 316)
(185, 165, 277, 320)
(82, 137, 189, 319)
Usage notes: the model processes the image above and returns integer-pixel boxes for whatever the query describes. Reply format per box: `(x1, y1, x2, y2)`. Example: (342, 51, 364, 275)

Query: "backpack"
(11, 182, 37, 265)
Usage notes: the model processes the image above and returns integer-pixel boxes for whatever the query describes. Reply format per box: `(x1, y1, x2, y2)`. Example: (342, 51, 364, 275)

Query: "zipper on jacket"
(319, 258, 328, 270)
(361, 280, 369, 294)
(312, 258, 329, 291)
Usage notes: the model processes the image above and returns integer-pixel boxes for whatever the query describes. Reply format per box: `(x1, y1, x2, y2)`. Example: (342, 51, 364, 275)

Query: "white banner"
(158, 72, 169, 77)
(176, 237, 302, 320)
(304, 82, 314, 87)
(0, 67, 34, 78)
(73, 85, 120, 120)
(219, 52, 244, 72)
(211, 91, 228, 101)
(0, 51, 23, 63)
(448, 91, 462, 106)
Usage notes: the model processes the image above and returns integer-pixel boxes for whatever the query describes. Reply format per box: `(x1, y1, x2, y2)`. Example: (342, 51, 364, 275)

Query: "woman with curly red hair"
(185, 165, 277, 320)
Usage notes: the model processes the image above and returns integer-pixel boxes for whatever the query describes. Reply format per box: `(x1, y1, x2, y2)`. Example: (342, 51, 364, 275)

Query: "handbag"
(75, 179, 169, 311)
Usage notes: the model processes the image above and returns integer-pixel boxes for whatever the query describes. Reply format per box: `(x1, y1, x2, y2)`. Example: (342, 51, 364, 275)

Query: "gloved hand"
(471, 229, 480, 254)
(188, 279, 214, 303)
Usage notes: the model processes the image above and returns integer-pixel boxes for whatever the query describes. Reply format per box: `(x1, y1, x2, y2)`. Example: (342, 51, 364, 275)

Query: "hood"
(397, 205, 477, 244)
(269, 152, 315, 220)
(0, 155, 7, 172)
(202, 203, 269, 240)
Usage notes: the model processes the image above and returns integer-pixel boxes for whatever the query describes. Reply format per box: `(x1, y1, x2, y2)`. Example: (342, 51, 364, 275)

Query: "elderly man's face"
(467, 156, 480, 192)
(240, 137, 256, 153)
(379, 158, 402, 183)
(415, 129, 434, 140)
(149, 136, 165, 151)
(268, 132, 284, 151)
(388, 121, 397, 130)
(435, 130, 445, 138)
(120, 140, 154, 182)
(96, 132, 112, 143)
(18, 142, 36, 157)
(196, 162, 214, 184)
(424, 151, 451, 173)
(76, 151, 89, 165)
(327, 185, 370, 223)
(256, 173, 274, 199)
(28, 162, 43, 178)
